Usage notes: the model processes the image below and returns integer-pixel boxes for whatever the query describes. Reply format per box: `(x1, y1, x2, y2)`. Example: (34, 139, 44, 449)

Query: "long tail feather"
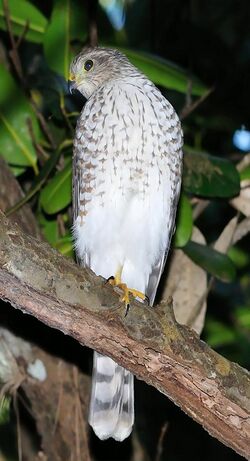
(88, 352, 134, 441)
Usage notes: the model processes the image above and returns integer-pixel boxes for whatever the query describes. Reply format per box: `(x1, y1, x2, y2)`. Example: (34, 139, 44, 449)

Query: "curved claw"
(125, 303, 130, 317)
(107, 273, 147, 315)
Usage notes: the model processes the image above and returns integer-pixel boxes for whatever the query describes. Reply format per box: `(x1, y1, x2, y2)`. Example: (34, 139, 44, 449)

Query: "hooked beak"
(68, 79, 77, 95)
(68, 72, 77, 94)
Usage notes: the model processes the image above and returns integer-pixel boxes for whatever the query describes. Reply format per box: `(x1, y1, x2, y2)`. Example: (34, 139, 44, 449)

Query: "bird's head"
(68, 47, 132, 99)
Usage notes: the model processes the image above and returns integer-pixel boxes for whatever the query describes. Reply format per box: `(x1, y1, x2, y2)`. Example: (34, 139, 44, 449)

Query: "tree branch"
(0, 211, 249, 459)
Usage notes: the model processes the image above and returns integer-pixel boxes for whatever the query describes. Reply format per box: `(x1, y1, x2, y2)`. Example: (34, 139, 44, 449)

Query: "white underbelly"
(74, 184, 172, 293)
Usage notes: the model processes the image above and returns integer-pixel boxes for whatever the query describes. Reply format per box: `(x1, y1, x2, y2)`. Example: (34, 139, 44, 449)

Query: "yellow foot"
(108, 270, 148, 316)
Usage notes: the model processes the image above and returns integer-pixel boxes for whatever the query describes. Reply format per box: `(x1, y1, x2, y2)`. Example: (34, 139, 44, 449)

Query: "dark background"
(0, 1, 249, 460)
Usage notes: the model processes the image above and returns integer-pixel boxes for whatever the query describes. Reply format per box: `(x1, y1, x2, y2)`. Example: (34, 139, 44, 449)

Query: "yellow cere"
(68, 72, 75, 81)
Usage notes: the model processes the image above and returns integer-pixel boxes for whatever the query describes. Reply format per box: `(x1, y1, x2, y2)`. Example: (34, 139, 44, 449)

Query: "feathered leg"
(88, 351, 134, 441)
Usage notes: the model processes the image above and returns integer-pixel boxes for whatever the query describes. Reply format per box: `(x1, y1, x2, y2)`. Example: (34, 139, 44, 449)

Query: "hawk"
(69, 47, 183, 441)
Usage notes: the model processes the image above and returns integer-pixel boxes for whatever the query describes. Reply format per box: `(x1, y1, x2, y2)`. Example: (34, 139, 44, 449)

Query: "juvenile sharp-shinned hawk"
(69, 47, 183, 442)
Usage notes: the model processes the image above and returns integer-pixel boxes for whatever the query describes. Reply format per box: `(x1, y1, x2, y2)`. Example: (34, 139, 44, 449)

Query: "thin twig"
(57, 214, 66, 237)
(192, 199, 210, 220)
(155, 422, 169, 461)
(52, 361, 64, 435)
(17, 392, 35, 420)
(180, 86, 215, 120)
(27, 117, 49, 165)
(14, 392, 22, 461)
(236, 153, 250, 172)
(3, 0, 23, 81)
(232, 217, 250, 245)
(59, 92, 75, 136)
(78, 398, 92, 461)
(30, 99, 57, 149)
(16, 21, 30, 48)
(185, 78, 193, 109)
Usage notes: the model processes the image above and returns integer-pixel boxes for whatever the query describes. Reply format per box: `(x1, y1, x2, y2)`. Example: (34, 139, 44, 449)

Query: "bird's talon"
(107, 275, 115, 286)
(125, 304, 130, 317)
(108, 270, 146, 314)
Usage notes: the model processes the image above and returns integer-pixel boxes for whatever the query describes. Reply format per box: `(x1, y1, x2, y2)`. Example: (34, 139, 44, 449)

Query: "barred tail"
(88, 351, 134, 441)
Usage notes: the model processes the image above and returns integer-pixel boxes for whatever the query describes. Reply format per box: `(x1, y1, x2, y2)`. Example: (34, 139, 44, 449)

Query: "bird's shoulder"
(81, 76, 177, 123)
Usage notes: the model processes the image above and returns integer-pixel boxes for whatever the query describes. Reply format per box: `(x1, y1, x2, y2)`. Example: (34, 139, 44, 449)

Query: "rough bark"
(0, 210, 249, 459)
(0, 158, 91, 461)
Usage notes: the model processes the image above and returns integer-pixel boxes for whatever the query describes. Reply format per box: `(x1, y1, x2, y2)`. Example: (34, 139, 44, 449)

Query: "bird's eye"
(84, 60, 93, 71)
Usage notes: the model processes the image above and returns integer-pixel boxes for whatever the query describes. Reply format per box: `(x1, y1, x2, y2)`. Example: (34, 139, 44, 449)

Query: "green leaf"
(205, 318, 237, 348)
(174, 193, 193, 247)
(0, 64, 39, 173)
(183, 147, 240, 198)
(55, 234, 74, 258)
(10, 165, 27, 176)
(39, 213, 58, 245)
(43, 0, 87, 79)
(183, 241, 236, 282)
(0, 0, 47, 43)
(5, 140, 72, 216)
(235, 306, 250, 329)
(40, 158, 72, 214)
(240, 165, 250, 181)
(0, 396, 11, 425)
(228, 246, 250, 269)
(118, 48, 207, 96)
(39, 213, 74, 257)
